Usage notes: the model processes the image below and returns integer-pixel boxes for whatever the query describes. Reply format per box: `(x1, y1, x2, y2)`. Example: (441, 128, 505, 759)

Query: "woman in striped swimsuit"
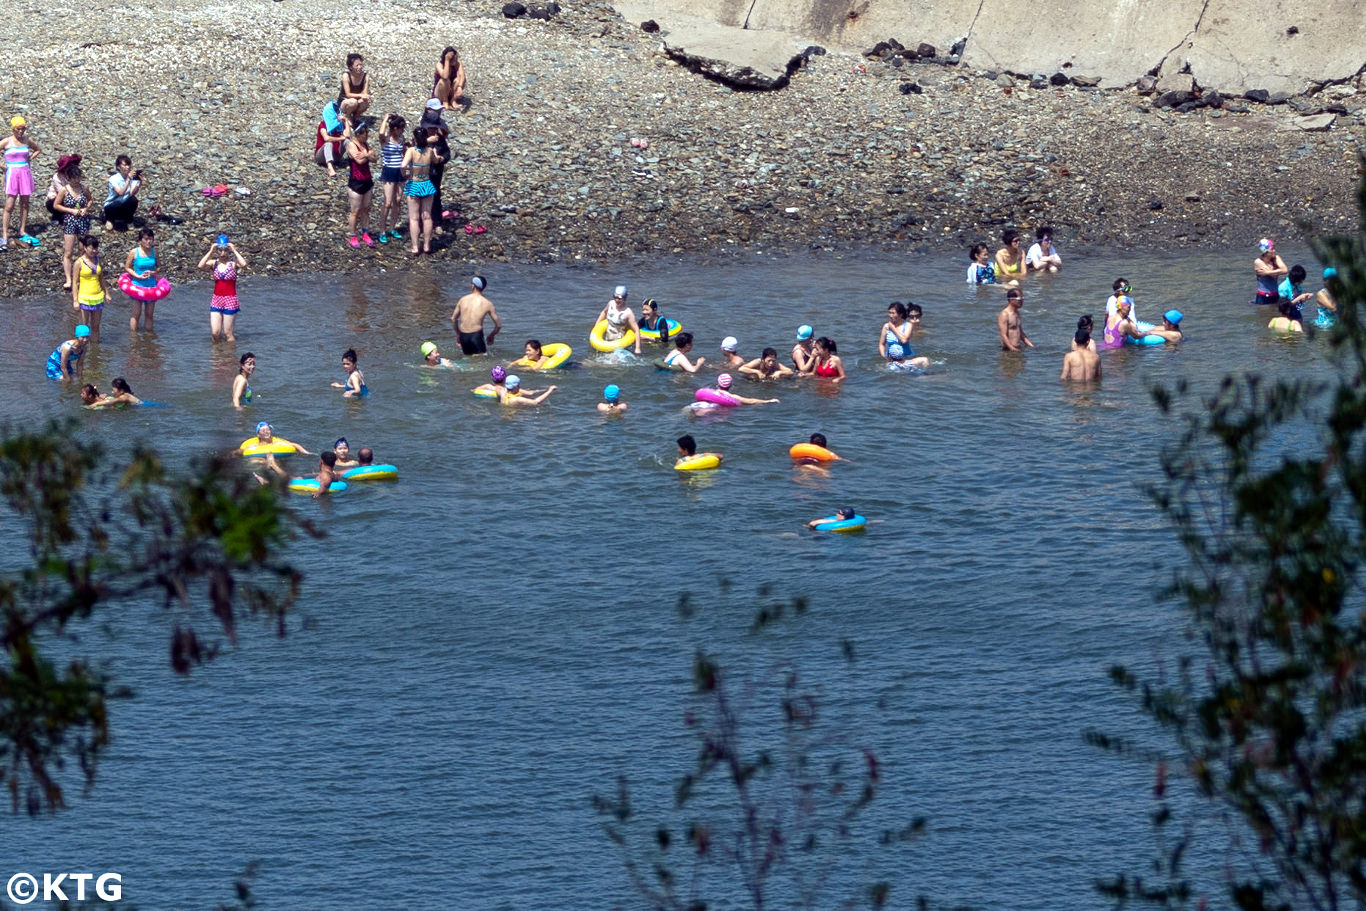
(401, 127, 443, 256)
(2, 115, 42, 250)
(376, 114, 406, 242)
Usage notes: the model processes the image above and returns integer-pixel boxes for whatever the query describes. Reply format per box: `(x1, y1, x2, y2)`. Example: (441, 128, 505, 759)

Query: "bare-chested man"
(450, 275, 501, 355)
(998, 288, 1033, 352)
(1060, 329, 1101, 381)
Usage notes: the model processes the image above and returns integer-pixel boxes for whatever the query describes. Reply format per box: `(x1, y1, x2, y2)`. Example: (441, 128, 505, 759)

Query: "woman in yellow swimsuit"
(994, 228, 1026, 286)
(72, 233, 109, 340)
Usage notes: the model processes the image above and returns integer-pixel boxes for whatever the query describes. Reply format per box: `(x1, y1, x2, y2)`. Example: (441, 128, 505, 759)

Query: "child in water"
(333, 348, 368, 397)
(966, 243, 996, 284)
(598, 384, 627, 414)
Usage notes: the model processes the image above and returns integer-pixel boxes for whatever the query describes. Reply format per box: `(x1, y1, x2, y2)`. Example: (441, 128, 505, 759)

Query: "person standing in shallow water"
(998, 288, 1033, 352)
(450, 275, 501, 355)
(1060, 330, 1101, 381)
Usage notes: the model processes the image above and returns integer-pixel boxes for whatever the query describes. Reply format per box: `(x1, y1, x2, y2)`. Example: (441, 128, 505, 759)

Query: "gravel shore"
(1, 0, 1362, 298)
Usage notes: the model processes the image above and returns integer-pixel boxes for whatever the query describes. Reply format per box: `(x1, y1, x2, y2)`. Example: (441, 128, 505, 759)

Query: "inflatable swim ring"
(695, 388, 741, 408)
(239, 437, 302, 457)
(789, 443, 838, 462)
(590, 319, 636, 352)
(675, 453, 721, 471)
(287, 478, 347, 494)
(639, 318, 682, 341)
(654, 357, 683, 371)
(117, 273, 172, 302)
(342, 464, 398, 482)
(511, 343, 572, 370)
(473, 387, 498, 398)
(1126, 320, 1166, 346)
(811, 514, 867, 533)
(1316, 310, 1337, 329)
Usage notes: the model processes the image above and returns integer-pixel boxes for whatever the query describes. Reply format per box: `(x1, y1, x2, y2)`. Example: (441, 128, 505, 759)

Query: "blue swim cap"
(604, 384, 620, 402)
(1164, 309, 1184, 325)
(217, 234, 229, 247)
(74, 325, 91, 338)
(1324, 267, 1338, 280)
(256, 421, 271, 433)
(887, 343, 905, 358)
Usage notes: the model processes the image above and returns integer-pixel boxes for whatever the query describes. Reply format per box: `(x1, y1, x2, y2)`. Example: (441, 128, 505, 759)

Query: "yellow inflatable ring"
(510, 342, 572, 370)
(675, 453, 721, 471)
(240, 437, 301, 457)
(590, 319, 636, 352)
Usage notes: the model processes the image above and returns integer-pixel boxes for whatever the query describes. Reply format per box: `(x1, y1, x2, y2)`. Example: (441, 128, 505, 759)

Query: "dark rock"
(1071, 74, 1101, 88)
(890, 56, 903, 67)
(917, 42, 936, 58)
(1135, 74, 1157, 95)
(1148, 200, 1163, 210)
(1245, 88, 1270, 102)
(1175, 100, 1204, 113)
(1050, 72, 1069, 86)
(1288, 96, 1321, 114)
(527, 5, 552, 19)
(663, 42, 811, 91)
(950, 37, 966, 57)
(641, 19, 659, 32)
(1224, 102, 1250, 113)
(546, 1, 560, 12)
(886, 37, 904, 52)
(899, 47, 919, 60)
(1030, 73, 1048, 89)
(863, 41, 891, 59)
(1326, 103, 1349, 114)
(898, 82, 923, 94)
(1267, 91, 1292, 105)
(501, 1, 526, 18)
(802, 45, 826, 57)
(1157, 90, 1194, 108)
(1203, 89, 1223, 108)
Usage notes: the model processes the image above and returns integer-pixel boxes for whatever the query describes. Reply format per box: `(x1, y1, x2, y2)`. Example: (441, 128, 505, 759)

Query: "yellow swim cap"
(420, 341, 437, 357)
(10, 115, 26, 128)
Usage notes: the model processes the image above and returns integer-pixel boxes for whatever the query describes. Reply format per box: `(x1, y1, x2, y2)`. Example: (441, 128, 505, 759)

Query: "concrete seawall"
(617, 0, 1366, 94)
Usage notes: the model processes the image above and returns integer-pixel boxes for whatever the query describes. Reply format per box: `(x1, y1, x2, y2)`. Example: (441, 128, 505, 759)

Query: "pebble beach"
(2, 0, 1363, 298)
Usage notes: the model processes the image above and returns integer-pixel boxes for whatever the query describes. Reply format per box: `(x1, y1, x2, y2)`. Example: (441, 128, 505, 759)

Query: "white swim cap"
(614, 285, 627, 299)
(721, 336, 738, 352)
(471, 275, 487, 291)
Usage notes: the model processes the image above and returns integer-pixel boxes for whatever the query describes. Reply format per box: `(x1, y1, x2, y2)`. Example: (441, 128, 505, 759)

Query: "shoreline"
(1, 0, 1362, 300)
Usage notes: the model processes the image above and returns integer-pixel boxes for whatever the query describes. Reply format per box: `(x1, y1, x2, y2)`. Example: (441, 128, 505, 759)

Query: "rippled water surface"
(0, 242, 1336, 909)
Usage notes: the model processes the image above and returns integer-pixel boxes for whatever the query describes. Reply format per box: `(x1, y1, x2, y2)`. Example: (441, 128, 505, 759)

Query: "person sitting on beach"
(791, 325, 816, 373)
(433, 46, 468, 112)
(338, 53, 371, 121)
(501, 374, 556, 406)
(1269, 299, 1304, 334)
(46, 324, 90, 380)
(711, 373, 779, 405)
(595, 285, 642, 356)
(966, 243, 996, 284)
(1025, 227, 1062, 273)
(663, 332, 705, 372)
(598, 384, 627, 414)
(639, 298, 671, 343)
(315, 100, 347, 178)
(332, 438, 359, 469)
(1060, 330, 1101, 381)
(103, 155, 143, 230)
(1317, 268, 1338, 328)
(739, 347, 794, 379)
(994, 229, 1026, 286)
(45, 153, 79, 222)
(1254, 238, 1288, 306)
(332, 348, 368, 397)
(998, 289, 1034, 352)
(676, 434, 722, 468)
(1278, 264, 1315, 321)
(420, 340, 454, 368)
(718, 337, 745, 369)
(450, 275, 501, 355)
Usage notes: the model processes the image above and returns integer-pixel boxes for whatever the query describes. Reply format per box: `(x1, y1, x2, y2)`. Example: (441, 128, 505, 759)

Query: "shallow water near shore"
(0, 243, 1334, 909)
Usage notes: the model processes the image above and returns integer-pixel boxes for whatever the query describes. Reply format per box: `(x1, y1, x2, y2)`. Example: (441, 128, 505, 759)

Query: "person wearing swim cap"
(473, 364, 509, 399)
(1254, 238, 1288, 306)
(807, 506, 857, 530)
(709, 372, 778, 406)
(332, 437, 359, 468)
(719, 337, 745, 370)
(739, 347, 794, 379)
(1316, 267, 1338, 327)
(595, 284, 641, 355)
(598, 383, 628, 414)
(1060, 330, 1101, 382)
(1104, 278, 1137, 324)
(46, 324, 90, 380)
(420, 340, 454, 368)
(1101, 297, 1149, 348)
(450, 275, 501, 355)
(258, 450, 341, 499)
(791, 325, 816, 373)
(1145, 309, 1184, 344)
(501, 373, 556, 406)
(241, 422, 311, 457)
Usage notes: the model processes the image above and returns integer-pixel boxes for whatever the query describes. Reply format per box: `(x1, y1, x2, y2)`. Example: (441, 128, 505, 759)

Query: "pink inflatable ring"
(118, 273, 172, 302)
(695, 387, 741, 408)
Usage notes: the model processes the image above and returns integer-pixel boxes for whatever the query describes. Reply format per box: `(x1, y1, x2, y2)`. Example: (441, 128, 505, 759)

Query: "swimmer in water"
(241, 421, 311, 456)
(1060, 330, 1102, 381)
(1145, 309, 1184, 343)
(332, 348, 368, 397)
(332, 437, 359, 468)
(1025, 226, 1062, 273)
(662, 332, 706, 373)
(512, 339, 551, 370)
(639, 298, 671, 344)
(80, 383, 101, 405)
(710, 372, 779, 405)
(718, 337, 745, 370)
(598, 384, 627, 414)
(1316, 267, 1338, 327)
(791, 325, 816, 373)
(1074, 315, 1098, 352)
(259, 450, 342, 499)
(1278, 264, 1314, 321)
(356, 447, 375, 466)
(738, 347, 794, 379)
(805, 432, 846, 460)
(473, 365, 510, 401)
(886, 343, 930, 371)
(1268, 299, 1304, 333)
(93, 376, 141, 407)
(994, 228, 1026, 287)
(1254, 238, 1288, 305)
(420, 341, 455, 368)
(594, 284, 642, 356)
(676, 434, 722, 467)
(46, 324, 90, 381)
(1102, 297, 1148, 347)
(500, 374, 556, 406)
(232, 352, 256, 409)
(966, 243, 996, 284)
(807, 506, 857, 530)
(998, 289, 1034, 352)
(807, 337, 846, 382)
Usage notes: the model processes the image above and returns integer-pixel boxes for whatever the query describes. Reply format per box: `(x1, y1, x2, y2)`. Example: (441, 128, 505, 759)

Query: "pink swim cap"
(491, 365, 507, 382)
(717, 373, 733, 389)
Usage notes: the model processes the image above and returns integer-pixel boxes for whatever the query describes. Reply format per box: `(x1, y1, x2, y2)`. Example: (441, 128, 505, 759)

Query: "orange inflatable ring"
(789, 443, 838, 462)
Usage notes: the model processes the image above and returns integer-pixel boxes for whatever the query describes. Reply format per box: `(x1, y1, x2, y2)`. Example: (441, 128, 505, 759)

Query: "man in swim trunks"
(450, 275, 501, 355)
(998, 289, 1033, 352)
(1060, 330, 1101, 381)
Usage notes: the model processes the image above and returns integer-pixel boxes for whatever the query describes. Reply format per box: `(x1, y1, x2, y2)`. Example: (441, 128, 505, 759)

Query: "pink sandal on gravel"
(473, 225, 487, 235)
(464, 224, 475, 235)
